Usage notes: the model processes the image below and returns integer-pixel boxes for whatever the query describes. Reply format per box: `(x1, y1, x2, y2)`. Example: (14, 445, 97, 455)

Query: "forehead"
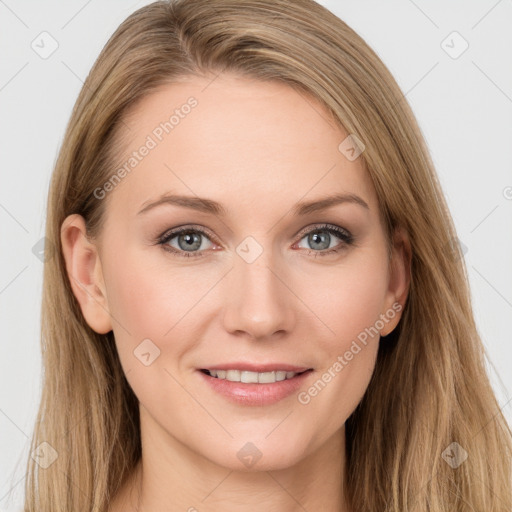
(106, 73, 378, 221)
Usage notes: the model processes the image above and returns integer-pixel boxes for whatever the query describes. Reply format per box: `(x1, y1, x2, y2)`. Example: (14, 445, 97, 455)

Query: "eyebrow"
(137, 192, 369, 217)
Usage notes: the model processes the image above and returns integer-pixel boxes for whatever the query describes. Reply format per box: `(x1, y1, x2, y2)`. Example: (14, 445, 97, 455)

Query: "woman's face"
(63, 73, 409, 472)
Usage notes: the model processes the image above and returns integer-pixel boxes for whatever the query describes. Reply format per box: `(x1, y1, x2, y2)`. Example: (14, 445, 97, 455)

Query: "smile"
(201, 368, 310, 383)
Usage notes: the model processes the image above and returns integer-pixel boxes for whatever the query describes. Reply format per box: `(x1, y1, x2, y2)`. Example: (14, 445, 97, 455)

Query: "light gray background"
(1, 1, 511, 510)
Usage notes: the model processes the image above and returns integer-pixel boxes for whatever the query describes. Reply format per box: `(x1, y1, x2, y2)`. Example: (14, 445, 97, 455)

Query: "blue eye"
(295, 224, 354, 256)
(157, 223, 354, 259)
(158, 226, 215, 258)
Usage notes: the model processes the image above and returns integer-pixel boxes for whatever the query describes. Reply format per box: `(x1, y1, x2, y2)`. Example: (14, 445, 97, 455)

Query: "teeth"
(207, 369, 300, 383)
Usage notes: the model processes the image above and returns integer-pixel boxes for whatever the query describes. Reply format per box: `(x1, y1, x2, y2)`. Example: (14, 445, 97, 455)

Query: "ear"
(60, 214, 112, 334)
(380, 226, 411, 336)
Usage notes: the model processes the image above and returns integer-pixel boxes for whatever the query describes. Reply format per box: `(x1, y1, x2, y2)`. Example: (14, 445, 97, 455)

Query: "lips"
(197, 367, 314, 406)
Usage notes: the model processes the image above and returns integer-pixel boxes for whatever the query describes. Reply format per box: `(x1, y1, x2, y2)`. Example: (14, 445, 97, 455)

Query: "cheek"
(293, 251, 388, 414)
(105, 240, 195, 319)
(102, 254, 213, 413)
(103, 249, 221, 366)
(303, 250, 389, 347)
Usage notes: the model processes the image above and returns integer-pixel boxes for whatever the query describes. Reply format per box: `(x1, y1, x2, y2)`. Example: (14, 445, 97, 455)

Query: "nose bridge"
(222, 235, 295, 338)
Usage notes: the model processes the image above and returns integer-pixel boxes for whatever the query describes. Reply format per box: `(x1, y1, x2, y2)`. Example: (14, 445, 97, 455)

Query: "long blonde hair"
(23, 0, 512, 510)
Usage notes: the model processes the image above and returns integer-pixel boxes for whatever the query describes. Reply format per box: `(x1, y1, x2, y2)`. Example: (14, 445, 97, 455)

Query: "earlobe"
(60, 214, 113, 334)
(380, 226, 412, 337)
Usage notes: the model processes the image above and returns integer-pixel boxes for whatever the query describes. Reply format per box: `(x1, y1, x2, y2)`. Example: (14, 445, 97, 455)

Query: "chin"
(205, 442, 306, 473)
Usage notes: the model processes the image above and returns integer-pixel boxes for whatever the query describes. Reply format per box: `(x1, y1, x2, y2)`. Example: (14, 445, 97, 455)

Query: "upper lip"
(199, 362, 312, 373)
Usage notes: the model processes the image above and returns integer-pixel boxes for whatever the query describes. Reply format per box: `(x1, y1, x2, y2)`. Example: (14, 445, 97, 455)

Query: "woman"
(24, 0, 512, 510)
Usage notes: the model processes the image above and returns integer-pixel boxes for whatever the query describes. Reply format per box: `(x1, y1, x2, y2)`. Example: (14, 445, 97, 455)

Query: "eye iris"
(178, 232, 202, 251)
(309, 231, 330, 250)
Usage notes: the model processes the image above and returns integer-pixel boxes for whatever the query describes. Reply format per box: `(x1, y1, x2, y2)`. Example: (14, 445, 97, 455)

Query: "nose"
(222, 247, 297, 341)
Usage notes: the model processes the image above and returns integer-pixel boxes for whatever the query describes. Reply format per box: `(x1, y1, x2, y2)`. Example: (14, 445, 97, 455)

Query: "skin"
(61, 73, 411, 512)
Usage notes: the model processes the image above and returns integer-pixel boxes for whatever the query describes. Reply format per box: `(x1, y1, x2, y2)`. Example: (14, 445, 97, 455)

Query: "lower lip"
(197, 369, 314, 406)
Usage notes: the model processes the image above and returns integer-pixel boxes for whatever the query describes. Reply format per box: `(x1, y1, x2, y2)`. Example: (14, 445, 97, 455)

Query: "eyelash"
(156, 223, 354, 259)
